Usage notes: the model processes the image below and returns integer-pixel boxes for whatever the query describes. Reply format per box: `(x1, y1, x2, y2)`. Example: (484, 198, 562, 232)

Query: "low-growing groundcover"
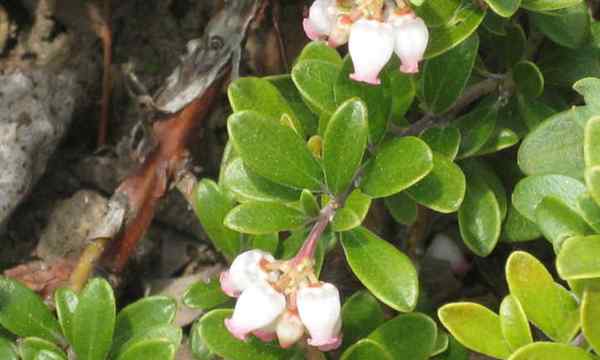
(2, 0, 600, 359)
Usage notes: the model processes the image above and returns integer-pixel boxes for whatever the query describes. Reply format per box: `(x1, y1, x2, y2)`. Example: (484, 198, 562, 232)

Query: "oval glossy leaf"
(517, 94, 556, 131)
(438, 302, 511, 359)
(228, 77, 303, 137)
(0, 337, 17, 360)
(229, 111, 323, 190)
(406, 153, 466, 213)
(112, 296, 177, 352)
(521, 0, 584, 12)
(578, 192, 600, 232)
(115, 338, 176, 360)
(484, 0, 521, 17)
(420, 126, 461, 160)
(341, 291, 386, 349)
(183, 279, 229, 311)
(341, 339, 391, 360)
(513, 61, 544, 98)
(249, 233, 280, 255)
(323, 98, 368, 195)
(341, 227, 418, 312)
(296, 41, 343, 65)
(368, 313, 437, 360)
(331, 190, 372, 232)
(190, 321, 215, 360)
(432, 332, 449, 357)
(222, 158, 300, 203)
(20, 338, 66, 360)
(334, 57, 391, 144)
(557, 235, 600, 280)
(72, 278, 116, 360)
(422, 34, 479, 114)
(433, 336, 469, 360)
(460, 160, 506, 221)
(502, 204, 542, 242)
(512, 175, 587, 222)
(415, 0, 461, 28)
(574, 79, 600, 113)
(500, 295, 533, 351)
(582, 287, 600, 354)
(193, 179, 241, 260)
(0, 277, 61, 342)
(54, 288, 78, 345)
(292, 60, 339, 115)
(114, 325, 182, 359)
(508, 342, 593, 360)
(224, 202, 308, 235)
(266, 75, 319, 137)
(384, 192, 418, 225)
(506, 251, 580, 342)
(199, 309, 293, 360)
(473, 127, 520, 156)
(585, 116, 600, 167)
(534, 196, 591, 249)
(455, 98, 499, 159)
(529, 3, 590, 49)
(361, 137, 433, 198)
(587, 166, 600, 205)
(458, 175, 502, 256)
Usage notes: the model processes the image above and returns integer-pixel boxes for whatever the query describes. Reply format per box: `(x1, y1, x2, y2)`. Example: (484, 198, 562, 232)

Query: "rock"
(0, 69, 80, 229)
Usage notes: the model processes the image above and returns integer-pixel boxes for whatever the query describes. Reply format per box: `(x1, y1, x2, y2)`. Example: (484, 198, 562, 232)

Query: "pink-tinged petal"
(348, 19, 394, 87)
(276, 311, 305, 348)
(225, 318, 250, 341)
(400, 62, 419, 74)
(220, 271, 239, 297)
(310, 336, 342, 351)
(297, 282, 342, 351)
(426, 234, 470, 275)
(228, 250, 275, 294)
(253, 329, 277, 342)
(392, 16, 429, 75)
(303, 18, 323, 41)
(350, 72, 381, 85)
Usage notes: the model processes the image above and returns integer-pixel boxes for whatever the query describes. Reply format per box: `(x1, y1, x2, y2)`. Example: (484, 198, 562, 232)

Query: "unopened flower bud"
(348, 19, 394, 85)
(426, 234, 471, 275)
(276, 310, 305, 348)
(327, 15, 352, 48)
(225, 283, 286, 340)
(391, 14, 429, 74)
(220, 250, 276, 297)
(297, 282, 342, 351)
(303, 0, 338, 41)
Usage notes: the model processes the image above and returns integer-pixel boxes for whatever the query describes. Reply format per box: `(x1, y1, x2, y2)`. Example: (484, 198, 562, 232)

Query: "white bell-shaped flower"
(225, 283, 286, 340)
(348, 19, 395, 85)
(276, 310, 305, 349)
(297, 282, 342, 351)
(303, 0, 338, 41)
(426, 234, 471, 275)
(220, 250, 275, 297)
(391, 14, 429, 74)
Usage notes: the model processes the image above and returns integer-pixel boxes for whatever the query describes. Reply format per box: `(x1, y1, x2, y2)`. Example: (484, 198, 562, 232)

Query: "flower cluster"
(220, 249, 342, 351)
(303, 0, 429, 84)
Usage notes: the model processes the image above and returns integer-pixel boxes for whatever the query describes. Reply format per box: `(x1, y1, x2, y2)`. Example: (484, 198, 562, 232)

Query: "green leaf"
(20, 338, 66, 360)
(512, 175, 587, 222)
(115, 339, 176, 360)
(513, 61, 544, 98)
(198, 309, 293, 360)
(361, 137, 433, 198)
(530, 3, 590, 49)
(114, 325, 181, 359)
(462, 158, 508, 219)
(183, 279, 229, 311)
(482, 11, 508, 35)
(386, 70, 416, 121)
(582, 287, 600, 354)
(54, 288, 78, 345)
(499, 295, 533, 351)
(300, 190, 320, 217)
(534, 196, 592, 249)
(341, 291, 386, 349)
(587, 166, 600, 206)
(292, 60, 339, 116)
(228, 77, 304, 137)
(481, 23, 526, 70)
(539, 46, 600, 87)
(415, 0, 461, 27)
(508, 342, 594, 360)
(502, 204, 542, 242)
(190, 321, 216, 360)
(112, 296, 177, 353)
(406, 153, 466, 213)
(0, 337, 17, 360)
(296, 41, 343, 66)
(575, 79, 600, 113)
(458, 175, 502, 256)
(228, 111, 323, 190)
(521, 0, 584, 12)
(585, 116, 600, 167)
(432, 336, 469, 360)
(423, 1, 486, 59)
(431, 332, 449, 356)
(420, 126, 461, 160)
(516, 94, 556, 131)
(473, 127, 520, 156)
(506, 251, 580, 342)
(334, 57, 391, 144)
(422, 34, 479, 114)
(249, 233, 280, 254)
(455, 98, 499, 159)
(578, 192, 600, 232)
(224, 201, 308, 235)
(483, 0, 521, 17)
(341, 339, 391, 360)
(557, 235, 600, 280)
(341, 227, 418, 312)
(72, 278, 116, 360)
(384, 193, 418, 225)
(331, 190, 372, 232)
(438, 302, 511, 359)
(368, 313, 437, 360)
(323, 98, 368, 195)
(193, 179, 241, 260)
(0, 277, 61, 342)
(266, 75, 319, 137)
(221, 158, 300, 203)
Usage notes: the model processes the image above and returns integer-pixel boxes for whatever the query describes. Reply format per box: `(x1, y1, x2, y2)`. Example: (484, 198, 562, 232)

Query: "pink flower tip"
(225, 318, 249, 341)
(219, 271, 239, 298)
(253, 329, 277, 342)
(349, 73, 381, 85)
(400, 62, 420, 74)
(309, 336, 343, 351)
(303, 18, 323, 41)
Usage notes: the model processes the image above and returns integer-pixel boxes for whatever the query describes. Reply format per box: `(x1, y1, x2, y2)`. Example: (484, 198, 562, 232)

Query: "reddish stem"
(292, 202, 337, 265)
